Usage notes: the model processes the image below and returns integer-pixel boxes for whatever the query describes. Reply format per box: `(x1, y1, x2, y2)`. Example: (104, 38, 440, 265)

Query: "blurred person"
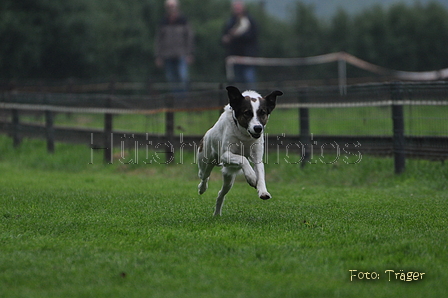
(154, 0, 194, 91)
(221, 1, 259, 88)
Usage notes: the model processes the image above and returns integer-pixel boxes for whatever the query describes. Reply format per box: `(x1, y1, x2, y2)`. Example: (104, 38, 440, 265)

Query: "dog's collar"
(231, 109, 238, 127)
(232, 114, 238, 127)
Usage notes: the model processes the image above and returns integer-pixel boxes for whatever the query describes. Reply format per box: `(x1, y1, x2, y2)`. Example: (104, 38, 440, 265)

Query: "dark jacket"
(155, 15, 195, 59)
(222, 14, 259, 57)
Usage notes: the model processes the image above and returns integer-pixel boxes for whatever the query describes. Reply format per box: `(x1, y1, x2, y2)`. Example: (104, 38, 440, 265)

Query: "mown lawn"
(0, 136, 447, 297)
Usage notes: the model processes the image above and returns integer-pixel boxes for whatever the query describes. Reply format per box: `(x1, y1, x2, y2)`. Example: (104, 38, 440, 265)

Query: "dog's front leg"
(221, 151, 257, 188)
(253, 162, 271, 200)
(249, 142, 271, 200)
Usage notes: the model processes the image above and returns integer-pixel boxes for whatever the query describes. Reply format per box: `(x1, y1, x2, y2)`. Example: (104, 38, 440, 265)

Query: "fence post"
(165, 95, 175, 164)
(65, 78, 75, 119)
(299, 88, 310, 167)
(45, 110, 55, 153)
(391, 82, 406, 174)
(338, 59, 347, 95)
(11, 109, 21, 148)
(104, 103, 113, 164)
(104, 80, 115, 164)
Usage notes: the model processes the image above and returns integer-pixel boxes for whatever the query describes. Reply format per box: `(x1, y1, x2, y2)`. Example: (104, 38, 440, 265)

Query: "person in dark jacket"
(222, 1, 259, 87)
(155, 0, 194, 91)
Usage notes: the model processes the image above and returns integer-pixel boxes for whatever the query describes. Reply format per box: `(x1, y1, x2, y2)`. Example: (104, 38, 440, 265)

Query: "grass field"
(0, 135, 447, 297)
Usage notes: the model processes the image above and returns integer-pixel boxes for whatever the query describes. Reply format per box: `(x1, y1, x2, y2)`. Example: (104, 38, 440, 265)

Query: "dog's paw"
(198, 180, 208, 195)
(259, 191, 271, 200)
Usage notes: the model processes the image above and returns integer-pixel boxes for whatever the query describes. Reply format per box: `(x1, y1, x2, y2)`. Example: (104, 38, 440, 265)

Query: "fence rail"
(226, 52, 448, 95)
(1, 81, 447, 173)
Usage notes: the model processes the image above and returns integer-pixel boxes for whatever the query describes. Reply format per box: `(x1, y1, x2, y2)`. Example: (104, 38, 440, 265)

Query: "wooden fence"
(1, 81, 447, 173)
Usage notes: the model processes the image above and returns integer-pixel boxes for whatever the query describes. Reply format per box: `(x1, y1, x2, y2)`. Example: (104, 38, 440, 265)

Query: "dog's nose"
(253, 125, 263, 134)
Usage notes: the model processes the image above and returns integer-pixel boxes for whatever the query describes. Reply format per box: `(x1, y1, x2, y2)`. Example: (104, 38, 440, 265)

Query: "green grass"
(17, 104, 448, 136)
(0, 135, 447, 297)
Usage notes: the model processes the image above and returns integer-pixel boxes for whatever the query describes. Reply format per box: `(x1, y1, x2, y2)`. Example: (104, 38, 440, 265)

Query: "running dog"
(197, 86, 283, 216)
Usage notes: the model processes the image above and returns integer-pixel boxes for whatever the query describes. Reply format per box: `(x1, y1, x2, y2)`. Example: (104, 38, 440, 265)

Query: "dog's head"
(226, 86, 283, 139)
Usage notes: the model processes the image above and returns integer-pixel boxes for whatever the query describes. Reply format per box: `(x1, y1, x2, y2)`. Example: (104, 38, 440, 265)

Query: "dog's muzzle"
(249, 125, 263, 139)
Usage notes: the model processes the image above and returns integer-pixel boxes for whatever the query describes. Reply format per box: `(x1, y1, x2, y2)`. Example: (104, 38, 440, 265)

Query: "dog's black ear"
(226, 86, 244, 109)
(265, 90, 283, 114)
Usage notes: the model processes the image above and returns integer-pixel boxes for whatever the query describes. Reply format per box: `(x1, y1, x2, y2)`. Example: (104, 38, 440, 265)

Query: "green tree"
(352, 5, 390, 67)
(1, 0, 448, 82)
(413, 2, 448, 70)
(328, 9, 354, 53)
(292, 3, 325, 57)
(0, 0, 47, 78)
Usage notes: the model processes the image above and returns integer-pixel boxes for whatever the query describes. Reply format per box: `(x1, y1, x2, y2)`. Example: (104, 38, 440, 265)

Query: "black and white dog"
(197, 86, 283, 216)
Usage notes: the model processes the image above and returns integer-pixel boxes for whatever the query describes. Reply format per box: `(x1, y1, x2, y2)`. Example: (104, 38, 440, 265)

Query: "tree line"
(1, 0, 448, 82)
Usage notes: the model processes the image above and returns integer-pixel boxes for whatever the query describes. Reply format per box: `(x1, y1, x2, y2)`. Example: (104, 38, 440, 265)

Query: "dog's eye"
(244, 110, 253, 117)
(258, 110, 267, 117)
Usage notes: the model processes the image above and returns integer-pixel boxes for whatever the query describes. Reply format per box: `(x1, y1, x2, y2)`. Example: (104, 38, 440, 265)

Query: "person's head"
(232, 1, 246, 17)
(165, 0, 179, 15)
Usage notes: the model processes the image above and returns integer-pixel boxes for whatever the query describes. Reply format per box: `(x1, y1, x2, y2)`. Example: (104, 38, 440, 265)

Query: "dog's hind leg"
(198, 156, 214, 195)
(198, 166, 213, 195)
(214, 170, 236, 216)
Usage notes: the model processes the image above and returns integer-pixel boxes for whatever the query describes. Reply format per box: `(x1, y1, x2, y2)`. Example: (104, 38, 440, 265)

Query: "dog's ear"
(265, 90, 283, 114)
(226, 86, 244, 109)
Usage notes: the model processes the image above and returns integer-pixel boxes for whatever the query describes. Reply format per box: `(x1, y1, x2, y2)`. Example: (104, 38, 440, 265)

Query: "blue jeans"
(234, 64, 256, 89)
(164, 57, 189, 92)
